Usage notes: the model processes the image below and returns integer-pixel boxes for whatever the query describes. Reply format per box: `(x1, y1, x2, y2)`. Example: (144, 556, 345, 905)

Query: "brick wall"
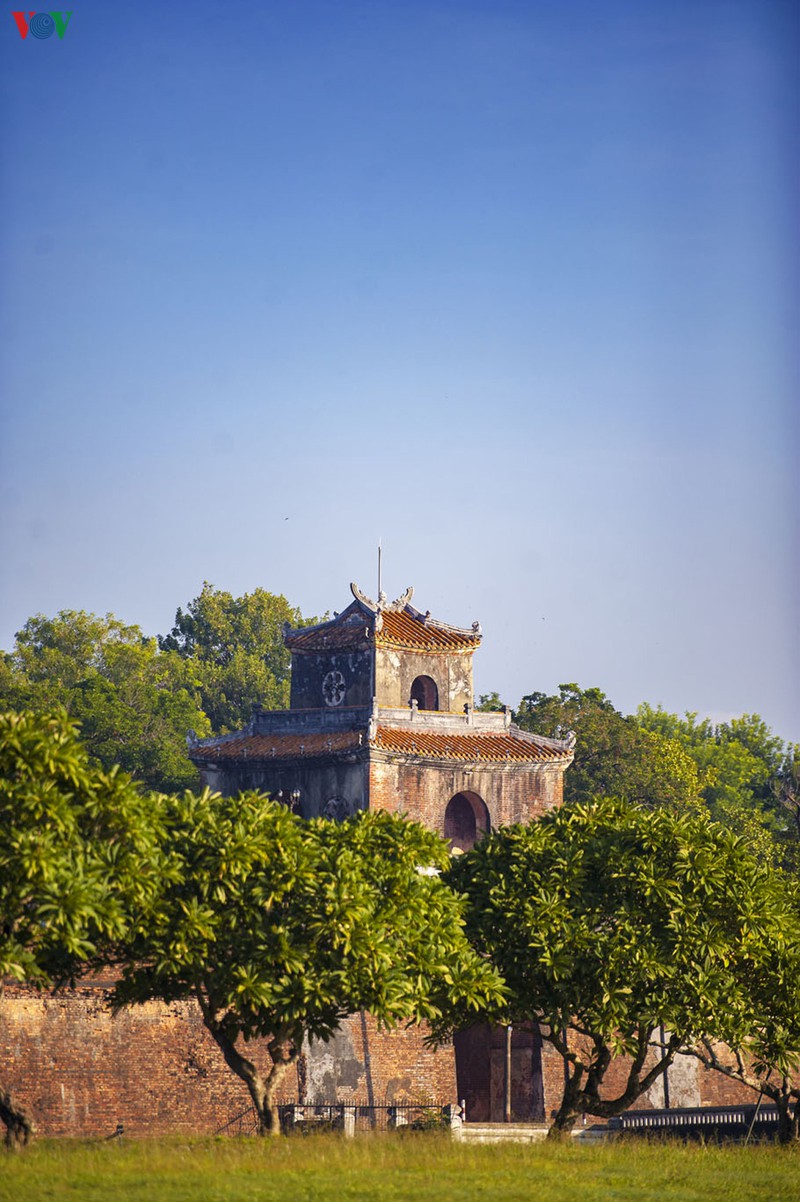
(1, 983, 257, 1137)
(1, 984, 457, 1137)
(369, 756, 562, 838)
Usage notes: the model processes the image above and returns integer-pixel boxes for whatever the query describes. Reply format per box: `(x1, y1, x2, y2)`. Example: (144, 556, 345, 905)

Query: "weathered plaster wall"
(374, 649, 474, 712)
(303, 1014, 456, 1104)
(644, 1052, 701, 1109)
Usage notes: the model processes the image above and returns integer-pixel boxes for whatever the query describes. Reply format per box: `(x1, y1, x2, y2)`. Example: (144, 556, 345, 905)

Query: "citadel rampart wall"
(1, 983, 455, 1138)
(2, 980, 763, 1137)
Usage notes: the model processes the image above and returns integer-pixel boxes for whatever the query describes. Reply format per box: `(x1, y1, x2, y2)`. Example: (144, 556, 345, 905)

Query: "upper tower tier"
(283, 583, 482, 713)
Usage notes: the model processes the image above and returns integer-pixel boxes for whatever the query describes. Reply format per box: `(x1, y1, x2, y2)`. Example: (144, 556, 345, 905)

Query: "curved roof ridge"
(507, 723, 575, 753)
(283, 600, 369, 646)
(375, 607, 480, 652)
(404, 603, 481, 640)
(282, 590, 481, 653)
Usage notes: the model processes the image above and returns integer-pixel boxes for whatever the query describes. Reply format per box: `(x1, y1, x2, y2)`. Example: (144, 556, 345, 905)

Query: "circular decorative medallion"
(323, 797, 351, 821)
(322, 669, 346, 707)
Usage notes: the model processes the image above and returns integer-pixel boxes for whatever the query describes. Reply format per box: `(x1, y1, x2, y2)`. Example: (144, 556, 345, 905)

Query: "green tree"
(113, 795, 505, 1135)
(0, 711, 165, 1146)
(690, 952, 800, 1143)
(447, 798, 800, 1138)
(636, 705, 795, 865)
(515, 685, 702, 812)
(0, 611, 210, 793)
(774, 745, 800, 849)
(159, 583, 314, 732)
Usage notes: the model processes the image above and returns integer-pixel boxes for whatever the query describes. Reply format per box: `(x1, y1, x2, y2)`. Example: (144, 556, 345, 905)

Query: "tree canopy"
(0, 710, 164, 1145)
(512, 684, 797, 868)
(636, 704, 799, 868)
(447, 797, 800, 1137)
(515, 684, 703, 813)
(113, 793, 505, 1134)
(0, 611, 209, 793)
(158, 583, 315, 732)
(0, 586, 319, 792)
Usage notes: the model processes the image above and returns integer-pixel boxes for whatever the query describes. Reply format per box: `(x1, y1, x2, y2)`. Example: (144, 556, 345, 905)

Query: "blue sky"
(1, 0, 797, 739)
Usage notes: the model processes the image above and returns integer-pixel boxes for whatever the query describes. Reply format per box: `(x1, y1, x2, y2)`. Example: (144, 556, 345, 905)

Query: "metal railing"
(214, 1100, 461, 1137)
(609, 1103, 786, 1141)
(214, 1106, 261, 1137)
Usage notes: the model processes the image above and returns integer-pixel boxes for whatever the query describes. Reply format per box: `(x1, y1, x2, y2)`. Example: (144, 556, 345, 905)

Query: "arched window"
(410, 675, 439, 711)
(444, 791, 490, 853)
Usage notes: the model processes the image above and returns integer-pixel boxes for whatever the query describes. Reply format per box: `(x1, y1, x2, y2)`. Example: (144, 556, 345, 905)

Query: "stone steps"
(453, 1123, 550, 1143)
(453, 1122, 608, 1144)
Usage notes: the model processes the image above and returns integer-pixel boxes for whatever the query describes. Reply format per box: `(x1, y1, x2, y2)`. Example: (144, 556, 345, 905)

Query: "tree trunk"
(775, 1089, 799, 1145)
(548, 1070, 583, 1140)
(261, 1040, 297, 1137)
(689, 1049, 800, 1146)
(0, 1087, 33, 1149)
(548, 1107, 580, 1140)
(197, 992, 299, 1138)
(544, 1027, 680, 1139)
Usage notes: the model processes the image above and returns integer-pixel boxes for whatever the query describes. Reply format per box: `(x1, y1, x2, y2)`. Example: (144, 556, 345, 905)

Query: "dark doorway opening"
(454, 1024, 544, 1123)
(410, 675, 439, 711)
(444, 791, 490, 853)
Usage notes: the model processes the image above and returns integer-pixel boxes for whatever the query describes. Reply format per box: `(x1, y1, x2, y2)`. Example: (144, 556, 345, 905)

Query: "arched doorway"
(444, 791, 490, 853)
(410, 675, 439, 711)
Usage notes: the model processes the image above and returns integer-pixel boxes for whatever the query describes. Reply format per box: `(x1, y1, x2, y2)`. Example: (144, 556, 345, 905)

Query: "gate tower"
(190, 582, 574, 848)
(189, 582, 575, 1122)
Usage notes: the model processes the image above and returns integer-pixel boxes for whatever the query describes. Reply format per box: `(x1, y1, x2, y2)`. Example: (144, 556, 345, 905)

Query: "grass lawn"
(1, 1134, 797, 1202)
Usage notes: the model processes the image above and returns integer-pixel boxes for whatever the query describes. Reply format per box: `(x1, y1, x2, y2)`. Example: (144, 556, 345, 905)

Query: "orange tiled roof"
(374, 725, 568, 763)
(191, 730, 364, 760)
(375, 609, 479, 652)
(191, 723, 569, 764)
(284, 601, 480, 654)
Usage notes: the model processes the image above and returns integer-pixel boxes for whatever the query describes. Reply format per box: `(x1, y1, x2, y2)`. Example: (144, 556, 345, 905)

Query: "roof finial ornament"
(350, 549, 414, 614)
(388, 586, 414, 612)
(350, 581, 379, 612)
